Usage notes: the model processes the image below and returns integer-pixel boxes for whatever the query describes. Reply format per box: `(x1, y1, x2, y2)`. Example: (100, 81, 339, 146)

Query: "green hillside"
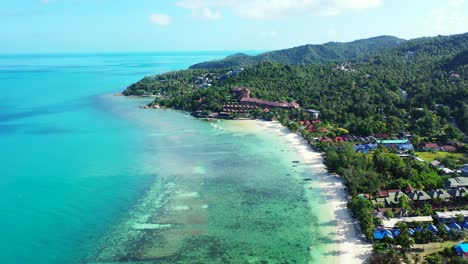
(124, 33, 468, 136)
(189, 35, 406, 69)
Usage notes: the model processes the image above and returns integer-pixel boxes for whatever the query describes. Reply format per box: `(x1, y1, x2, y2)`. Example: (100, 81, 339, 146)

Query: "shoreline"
(232, 120, 372, 264)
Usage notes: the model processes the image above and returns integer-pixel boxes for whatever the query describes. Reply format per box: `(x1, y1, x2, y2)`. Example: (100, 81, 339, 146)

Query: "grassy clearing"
(415, 152, 464, 162)
(407, 241, 458, 262)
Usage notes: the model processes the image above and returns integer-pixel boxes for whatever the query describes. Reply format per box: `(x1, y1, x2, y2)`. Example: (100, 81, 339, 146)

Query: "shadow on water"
(0, 99, 89, 122)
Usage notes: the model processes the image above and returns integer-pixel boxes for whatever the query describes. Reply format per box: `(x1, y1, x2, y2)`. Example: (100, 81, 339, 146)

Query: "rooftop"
(446, 177, 468, 188)
(435, 210, 468, 219)
(378, 140, 410, 144)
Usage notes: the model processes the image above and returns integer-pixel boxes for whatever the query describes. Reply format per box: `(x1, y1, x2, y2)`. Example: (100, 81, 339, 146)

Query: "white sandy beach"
(234, 120, 372, 264)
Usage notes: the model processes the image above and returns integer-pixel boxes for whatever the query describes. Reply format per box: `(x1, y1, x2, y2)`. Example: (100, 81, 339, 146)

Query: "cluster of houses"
(193, 68, 245, 88)
(333, 62, 355, 72)
(366, 183, 468, 211)
(194, 76, 213, 88)
(422, 142, 458, 152)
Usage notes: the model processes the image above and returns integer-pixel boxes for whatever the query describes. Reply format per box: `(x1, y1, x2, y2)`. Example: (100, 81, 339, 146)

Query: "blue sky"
(0, 0, 467, 53)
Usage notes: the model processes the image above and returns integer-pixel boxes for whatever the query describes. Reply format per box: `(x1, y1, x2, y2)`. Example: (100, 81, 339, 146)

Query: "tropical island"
(124, 33, 468, 263)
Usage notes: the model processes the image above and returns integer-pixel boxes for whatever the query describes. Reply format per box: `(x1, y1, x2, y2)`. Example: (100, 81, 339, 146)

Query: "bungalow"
(407, 190, 431, 202)
(461, 164, 468, 177)
(440, 168, 454, 175)
(450, 187, 468, 199)
(308, 109, 320, 120)
(428, 189, 452, 201)
(377, 189, 401, 198)
(442, 145, 457, 152)
(454, 243, 468, 258)
(423, 143, 441, 151)
(446, 177, 468, 189)
(435, 210, 468, 223)
(385, 191, 408, 206)
(430, 160, 443, 168)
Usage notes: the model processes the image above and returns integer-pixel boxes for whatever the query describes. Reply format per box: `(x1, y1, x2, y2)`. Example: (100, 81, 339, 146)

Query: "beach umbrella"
(461, 221, 468, 229)
(442, 224, 451, 232)
(383, 230, 394, 239)
(415, 227, 424, 232)
(392, 229, 401, 237)
(408, 228, 415, 236)
(428, 224, 438, 233)
(373, 230, 385, 240)
(450, 222, 462, 230)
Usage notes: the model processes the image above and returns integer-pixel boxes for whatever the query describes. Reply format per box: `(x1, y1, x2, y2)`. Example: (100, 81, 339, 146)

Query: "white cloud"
(424, 9, 468, 34)
(177, 0, 381, 19)
(448, 0, 464, 7)
(149, 14, 171, 25)
(193, 7, 222, 19)
(260, 31, 278, 38)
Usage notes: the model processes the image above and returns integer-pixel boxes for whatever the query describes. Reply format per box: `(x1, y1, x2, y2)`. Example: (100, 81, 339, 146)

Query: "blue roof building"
(449, 222, 462, 230)
(427, 224, 438, 233)
(373, 230, 394, 240)
(454, 243, 468, 257)
(461, 221, 468, 229)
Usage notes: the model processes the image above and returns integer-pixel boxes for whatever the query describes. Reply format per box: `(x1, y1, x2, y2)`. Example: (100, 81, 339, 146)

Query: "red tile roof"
(424, 143, 440, 149)
(442, 145, 457, 152)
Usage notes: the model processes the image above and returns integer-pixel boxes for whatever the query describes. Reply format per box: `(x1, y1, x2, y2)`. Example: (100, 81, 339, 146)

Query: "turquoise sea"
(0, 52, 335, 264)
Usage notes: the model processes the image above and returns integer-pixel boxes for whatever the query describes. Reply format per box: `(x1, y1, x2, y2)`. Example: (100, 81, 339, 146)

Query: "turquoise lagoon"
(0, 52, 335, 264)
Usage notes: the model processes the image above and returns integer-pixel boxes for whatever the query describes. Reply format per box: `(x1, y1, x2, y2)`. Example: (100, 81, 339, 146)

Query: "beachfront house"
(446, 177, 468, 189)
(407, 190, 431, 203)
(450, 187, 468, 199)
(454, 243, 468, 258)
(385, 191, 408, 206)
(435, 210, 468, 223)
(428, 189, 452, 201)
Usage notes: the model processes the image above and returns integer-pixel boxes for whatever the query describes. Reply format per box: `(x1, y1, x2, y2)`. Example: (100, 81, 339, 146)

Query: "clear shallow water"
(0, 52, 334, 264)
(0, 52, 238, 264)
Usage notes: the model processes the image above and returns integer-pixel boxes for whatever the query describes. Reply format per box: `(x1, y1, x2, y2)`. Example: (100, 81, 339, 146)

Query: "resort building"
(231, 87, 300, 110)
(382, 216, 433, 229)
(240, 97, 300, 109)
(435, 210, 468, 223)
(377, 139, 414, 151)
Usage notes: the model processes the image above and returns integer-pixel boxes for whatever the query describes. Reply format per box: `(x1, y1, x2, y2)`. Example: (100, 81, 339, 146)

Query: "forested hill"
(189, 35, 405, 69)
(124, 33, 468, 136)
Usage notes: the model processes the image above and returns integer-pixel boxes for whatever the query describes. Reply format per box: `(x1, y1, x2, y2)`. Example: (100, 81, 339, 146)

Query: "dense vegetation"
(189, 35, 405, 69)
(324, 144, 445, 195)
(124, 33, 468, 136)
